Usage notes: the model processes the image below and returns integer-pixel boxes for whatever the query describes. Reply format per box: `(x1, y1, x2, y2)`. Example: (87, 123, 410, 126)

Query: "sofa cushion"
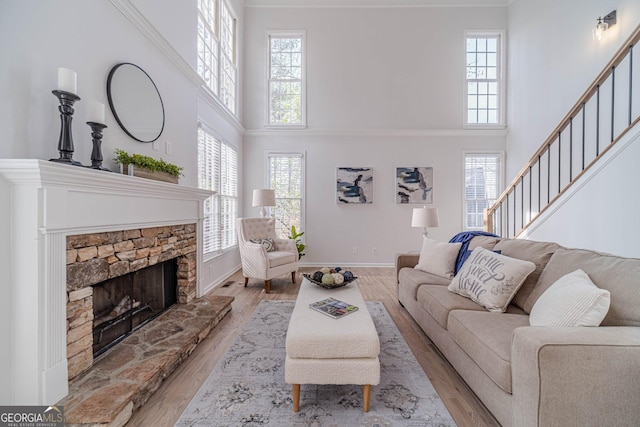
(398, 267, 451, 301)
(448, 247, 536, 313)
(525, 248, 640, 326)
(529, 269, 610, 327)
(268, 251, 297, 268)
(448, 310, 530, 393)
(468, 235, 502, 251)
(417, 285, 485, 329)
(494, 239, 560, 313)
(415, 238, 462, 280)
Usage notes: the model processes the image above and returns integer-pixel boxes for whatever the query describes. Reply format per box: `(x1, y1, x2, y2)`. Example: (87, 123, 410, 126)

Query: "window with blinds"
(198, 126, 238, 255)
(464, 152, 503, 231)
(267, 152, 304, 239)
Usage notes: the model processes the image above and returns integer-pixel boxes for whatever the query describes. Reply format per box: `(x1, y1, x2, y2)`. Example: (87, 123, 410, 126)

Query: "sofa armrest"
(512, 326, 640, 427)
(395, 253, 419, 283)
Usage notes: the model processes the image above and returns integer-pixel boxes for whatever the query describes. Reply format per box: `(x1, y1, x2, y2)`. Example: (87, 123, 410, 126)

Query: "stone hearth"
(59, 293, 233, 427)
(66, 225, 198, 380)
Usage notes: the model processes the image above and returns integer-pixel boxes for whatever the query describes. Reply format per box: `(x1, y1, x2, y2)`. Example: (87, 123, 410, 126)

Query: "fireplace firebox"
(92, 259, 178, 357)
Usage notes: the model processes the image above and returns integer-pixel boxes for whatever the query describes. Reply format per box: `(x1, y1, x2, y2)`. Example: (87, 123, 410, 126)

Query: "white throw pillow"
(414, 238, 462, 280)
(448, 247, 536, 313)
(529, 269, 610, 327)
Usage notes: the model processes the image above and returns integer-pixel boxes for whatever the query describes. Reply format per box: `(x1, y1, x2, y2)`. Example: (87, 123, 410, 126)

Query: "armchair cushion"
(250, 237, 275, 252)
(268, 251, 297, 268)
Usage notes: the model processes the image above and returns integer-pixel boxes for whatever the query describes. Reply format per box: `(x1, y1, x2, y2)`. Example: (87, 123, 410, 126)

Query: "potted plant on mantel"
(114, 149, 183, 184)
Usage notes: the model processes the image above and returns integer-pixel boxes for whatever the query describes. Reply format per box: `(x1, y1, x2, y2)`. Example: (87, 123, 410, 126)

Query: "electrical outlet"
(352, 247, 358, 255)
(152, 141, 160, 151)
(372, 247, 378, 255)
(165, 141, 173, 155)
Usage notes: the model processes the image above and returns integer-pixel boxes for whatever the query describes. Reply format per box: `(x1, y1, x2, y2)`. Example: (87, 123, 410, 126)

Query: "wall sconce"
(593, 10, 616, 41)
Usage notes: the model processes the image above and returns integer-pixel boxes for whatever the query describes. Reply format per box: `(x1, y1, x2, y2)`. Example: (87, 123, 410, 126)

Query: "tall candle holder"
(50, 90, 83, 166)
(86, 122, 110, 171)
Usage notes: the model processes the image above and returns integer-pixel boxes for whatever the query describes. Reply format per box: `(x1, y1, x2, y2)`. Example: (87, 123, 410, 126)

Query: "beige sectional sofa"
(396, 236, 640, 427)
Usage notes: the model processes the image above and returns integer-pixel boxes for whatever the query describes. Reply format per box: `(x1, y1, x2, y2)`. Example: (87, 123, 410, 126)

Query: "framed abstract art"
(396, 167, 433, 204)
(336, 167, 373, 204)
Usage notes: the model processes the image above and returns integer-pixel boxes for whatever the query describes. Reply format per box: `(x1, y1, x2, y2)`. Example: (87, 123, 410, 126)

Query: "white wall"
(0, 0, 243, 291)
(507, 0, 640, 257)
(243, 5, 508, 265)
(506, 0, 640, 180)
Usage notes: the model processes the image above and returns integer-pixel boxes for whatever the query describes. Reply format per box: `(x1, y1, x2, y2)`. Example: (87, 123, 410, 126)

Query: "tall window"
(219, 2, 237, 112)
(197, 0, 219, 96)
(465, 31, 504, 127)
(268, 33, 305, 126)
(267, 152, 304, 239)
(464, 152, 503, 230)
(197, 0, 237, 114)
(198, 125, 238, 255)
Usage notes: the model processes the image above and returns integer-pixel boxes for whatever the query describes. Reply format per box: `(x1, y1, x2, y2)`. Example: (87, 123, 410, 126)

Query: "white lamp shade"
(411, 207, 439, 228)
(252, 189, 276, 207)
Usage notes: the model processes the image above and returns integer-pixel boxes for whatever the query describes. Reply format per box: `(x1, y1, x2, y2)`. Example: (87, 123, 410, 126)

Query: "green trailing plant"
(288, 225, 305, 260)
(114, 149, 184, 177)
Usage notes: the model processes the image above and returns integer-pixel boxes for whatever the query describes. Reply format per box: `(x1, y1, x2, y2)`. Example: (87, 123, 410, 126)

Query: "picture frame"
(336, 167, 373, 204)
(396, 167, 433, 204)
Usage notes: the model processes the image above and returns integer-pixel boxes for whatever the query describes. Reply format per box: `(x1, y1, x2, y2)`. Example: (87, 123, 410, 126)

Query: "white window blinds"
(198, 126, 238, 254)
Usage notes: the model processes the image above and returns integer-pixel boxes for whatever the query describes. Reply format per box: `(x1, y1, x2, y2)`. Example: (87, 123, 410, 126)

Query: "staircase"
(485, 24, 640, 239)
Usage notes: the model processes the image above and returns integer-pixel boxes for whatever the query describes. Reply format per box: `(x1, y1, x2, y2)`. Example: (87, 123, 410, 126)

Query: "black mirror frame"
(106, 62, 165, 143)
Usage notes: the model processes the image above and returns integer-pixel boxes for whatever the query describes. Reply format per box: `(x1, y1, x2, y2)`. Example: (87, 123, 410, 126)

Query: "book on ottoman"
(309, 297, 359, 319)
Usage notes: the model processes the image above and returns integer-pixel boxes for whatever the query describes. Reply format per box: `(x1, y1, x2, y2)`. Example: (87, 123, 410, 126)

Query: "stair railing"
(485, 24, 640, 237)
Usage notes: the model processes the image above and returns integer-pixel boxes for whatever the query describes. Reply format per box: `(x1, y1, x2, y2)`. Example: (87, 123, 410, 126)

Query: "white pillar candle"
(57, 67, 77, 94)
(87, 101, 105, 124)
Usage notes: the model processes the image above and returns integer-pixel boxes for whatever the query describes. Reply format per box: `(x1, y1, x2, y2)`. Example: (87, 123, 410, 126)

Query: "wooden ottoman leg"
(363, 384, 371, 412)
(292, 384, 300, 412)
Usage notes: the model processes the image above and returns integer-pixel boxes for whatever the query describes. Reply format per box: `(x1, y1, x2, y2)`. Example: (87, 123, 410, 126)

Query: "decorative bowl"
(303, 273, 357, 289)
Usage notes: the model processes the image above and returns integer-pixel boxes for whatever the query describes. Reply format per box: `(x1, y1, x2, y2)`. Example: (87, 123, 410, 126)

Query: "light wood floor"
(126, 267, 500, 427)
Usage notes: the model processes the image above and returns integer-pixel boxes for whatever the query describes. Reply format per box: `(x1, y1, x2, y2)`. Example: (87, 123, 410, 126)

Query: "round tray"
(303, 273, 357, 289)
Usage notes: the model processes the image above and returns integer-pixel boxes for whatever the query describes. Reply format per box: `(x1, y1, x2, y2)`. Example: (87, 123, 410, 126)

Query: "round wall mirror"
(107, 63, 165, 143)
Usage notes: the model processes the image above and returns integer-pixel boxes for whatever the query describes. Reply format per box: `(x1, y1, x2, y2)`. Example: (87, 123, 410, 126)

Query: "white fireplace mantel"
(0, 159, 212, 405)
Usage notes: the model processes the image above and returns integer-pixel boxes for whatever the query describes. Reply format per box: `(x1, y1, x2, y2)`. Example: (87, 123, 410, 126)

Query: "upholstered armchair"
(236, 217, 298, 293)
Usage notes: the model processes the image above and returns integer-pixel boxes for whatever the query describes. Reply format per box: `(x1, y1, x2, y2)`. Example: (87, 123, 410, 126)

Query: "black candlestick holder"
(50, 90, 83, 166)
(86, 122, 110, 171)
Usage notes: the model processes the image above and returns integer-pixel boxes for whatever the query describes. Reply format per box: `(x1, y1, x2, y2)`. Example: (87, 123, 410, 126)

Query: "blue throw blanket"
(449, 231, 500, 274)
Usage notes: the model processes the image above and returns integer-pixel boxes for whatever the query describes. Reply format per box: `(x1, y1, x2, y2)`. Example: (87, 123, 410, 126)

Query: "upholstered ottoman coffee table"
(285, 277, 380, 412)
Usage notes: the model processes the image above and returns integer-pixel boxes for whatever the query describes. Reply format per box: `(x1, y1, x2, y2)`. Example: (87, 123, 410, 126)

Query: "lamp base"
(260, 207, 267, 218)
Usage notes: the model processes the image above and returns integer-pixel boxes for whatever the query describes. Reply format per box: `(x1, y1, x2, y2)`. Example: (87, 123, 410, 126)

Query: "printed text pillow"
(448, 247, 536, 312)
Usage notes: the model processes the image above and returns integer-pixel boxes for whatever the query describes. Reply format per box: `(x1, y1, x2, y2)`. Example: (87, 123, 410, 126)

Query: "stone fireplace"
(66, 224, 197, 380)
(0, 160, 213, 405)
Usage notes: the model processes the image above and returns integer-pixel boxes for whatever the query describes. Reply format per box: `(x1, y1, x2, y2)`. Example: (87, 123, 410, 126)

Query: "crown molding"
(244, 128, 508, 138)
(244, 0, 509, 8)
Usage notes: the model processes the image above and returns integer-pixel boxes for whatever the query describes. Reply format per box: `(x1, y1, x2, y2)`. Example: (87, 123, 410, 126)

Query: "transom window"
(268, 33, 305, 126)
(465, 32, 504, 127)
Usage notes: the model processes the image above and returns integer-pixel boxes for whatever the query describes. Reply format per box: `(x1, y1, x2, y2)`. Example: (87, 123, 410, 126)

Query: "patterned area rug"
(176, 300, 455, 426)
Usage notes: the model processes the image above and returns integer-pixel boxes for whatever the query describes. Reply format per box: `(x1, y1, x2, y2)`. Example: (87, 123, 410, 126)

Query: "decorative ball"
(343, 271, 354, 281)
(335, 267, 342, 272)
(320, 267, 331, 274)
(321, 274, 334, 285)
(332, 273, 344, 285)
(312, 271, 324, 282)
